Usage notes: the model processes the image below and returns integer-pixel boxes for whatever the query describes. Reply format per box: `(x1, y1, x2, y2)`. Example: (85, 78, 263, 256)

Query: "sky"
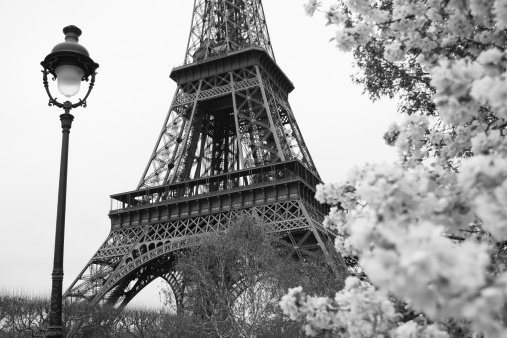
(0, 0, 399, 307)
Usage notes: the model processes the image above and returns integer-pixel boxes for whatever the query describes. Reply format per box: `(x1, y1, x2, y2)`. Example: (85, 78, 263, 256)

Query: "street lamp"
(40, 25, 99, 338)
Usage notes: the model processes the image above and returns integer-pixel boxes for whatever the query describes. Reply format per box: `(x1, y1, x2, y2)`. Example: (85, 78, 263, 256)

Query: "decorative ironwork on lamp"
(41, 25, 99, 110)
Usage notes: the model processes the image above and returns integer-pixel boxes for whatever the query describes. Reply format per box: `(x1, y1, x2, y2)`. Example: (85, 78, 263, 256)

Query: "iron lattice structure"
(65, 0, 354, 313)
(184, 0, 275, 65)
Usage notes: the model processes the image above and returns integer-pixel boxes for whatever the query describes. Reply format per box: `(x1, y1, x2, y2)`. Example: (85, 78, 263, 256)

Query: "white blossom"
(279, 286, 304, 321)
(470, 0, 494, 25)
(494, 0, 507, 28)
(477, 48, 504, 65)
(334, 23, 372, 52)
(303, 0, 320, 16)
(471, 129, 507, 156)
(281, 278, 399, 337)
(391, 321, 449, 338)
(361, 222, 490, 318)
(471, 75, 507, 120)
(384, 41, 405, 63)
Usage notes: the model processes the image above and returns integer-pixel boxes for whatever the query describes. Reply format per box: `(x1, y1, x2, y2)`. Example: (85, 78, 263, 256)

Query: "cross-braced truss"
(65, 201, 347, 309)
(138, 65, 318, 190)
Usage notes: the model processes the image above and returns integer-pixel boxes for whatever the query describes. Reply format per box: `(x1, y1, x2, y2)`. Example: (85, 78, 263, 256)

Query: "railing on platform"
(184, 44, 268, 67)
(110, 160, 321, 212)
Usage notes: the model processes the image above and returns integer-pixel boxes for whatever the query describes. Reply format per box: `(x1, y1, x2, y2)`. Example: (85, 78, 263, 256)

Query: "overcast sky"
(0, 0, 399, 307)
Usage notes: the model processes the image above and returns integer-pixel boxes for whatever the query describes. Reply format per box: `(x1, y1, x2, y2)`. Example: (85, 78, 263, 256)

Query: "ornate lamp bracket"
(41, 52, 98, 111)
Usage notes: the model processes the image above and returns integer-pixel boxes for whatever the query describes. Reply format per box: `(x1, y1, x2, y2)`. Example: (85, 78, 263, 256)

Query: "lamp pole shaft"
(47, 109, 74, 338)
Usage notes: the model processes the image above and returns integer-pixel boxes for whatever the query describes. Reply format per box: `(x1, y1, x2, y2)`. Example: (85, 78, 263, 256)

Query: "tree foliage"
(280, 1, 507, 337)
(161, 216, 337, 338)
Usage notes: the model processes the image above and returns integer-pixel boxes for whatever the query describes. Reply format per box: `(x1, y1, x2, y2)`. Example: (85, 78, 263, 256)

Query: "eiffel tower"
(65, 0, 349, 310)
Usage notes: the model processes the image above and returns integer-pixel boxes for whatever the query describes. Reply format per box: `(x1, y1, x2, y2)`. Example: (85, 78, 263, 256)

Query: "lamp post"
(40, 25, 99, 338)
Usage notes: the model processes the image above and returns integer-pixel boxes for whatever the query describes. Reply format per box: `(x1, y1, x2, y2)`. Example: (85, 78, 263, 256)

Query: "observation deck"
(109, 160, 328, 230)
(170, 46, 294, 95)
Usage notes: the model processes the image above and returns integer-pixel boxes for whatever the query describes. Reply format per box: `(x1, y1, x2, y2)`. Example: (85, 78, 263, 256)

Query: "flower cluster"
(303, 0, 320, 16)
(280, 277, 449, 337)
(360, 222, 490, 319)
(391, 321, 449, 338)
(459, 155, 507, 241)
(432, 49, 507, 126)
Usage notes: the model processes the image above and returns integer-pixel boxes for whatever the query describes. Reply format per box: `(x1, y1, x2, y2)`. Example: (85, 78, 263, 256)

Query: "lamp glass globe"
(55, 65, 85, 98)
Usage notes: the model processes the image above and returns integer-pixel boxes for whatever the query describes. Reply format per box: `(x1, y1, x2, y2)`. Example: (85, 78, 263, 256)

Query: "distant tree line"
(0, 293, 175, 337)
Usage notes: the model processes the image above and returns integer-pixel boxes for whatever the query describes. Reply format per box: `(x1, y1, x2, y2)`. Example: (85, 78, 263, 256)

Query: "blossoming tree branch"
(279, 0, 507, 337)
